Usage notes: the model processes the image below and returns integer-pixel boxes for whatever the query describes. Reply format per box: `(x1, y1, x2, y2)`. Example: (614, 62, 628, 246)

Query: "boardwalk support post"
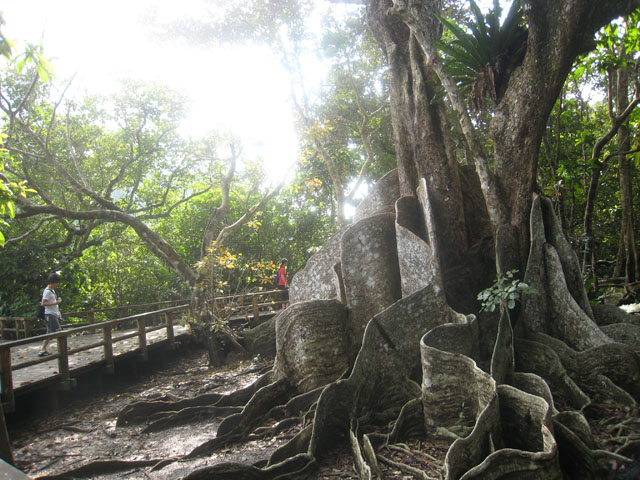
(103, 324, 114, 374)
(0, 349, 15, 413)
(57, 336, 72, 391)
(24, 318, 32, 339)
(138, 318, 148, 361)
(252, 297, 260, 326)
(165, 312, 175, 347)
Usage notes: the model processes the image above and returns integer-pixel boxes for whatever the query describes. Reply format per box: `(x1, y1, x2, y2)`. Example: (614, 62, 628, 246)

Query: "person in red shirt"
(276, 258, 289, 309)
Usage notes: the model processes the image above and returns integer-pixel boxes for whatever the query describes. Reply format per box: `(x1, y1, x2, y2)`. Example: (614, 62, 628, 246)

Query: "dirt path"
(10, 347, 280, 479)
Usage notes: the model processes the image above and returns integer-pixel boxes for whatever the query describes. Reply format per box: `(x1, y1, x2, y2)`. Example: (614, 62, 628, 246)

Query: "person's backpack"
(37, 286, 52, 319)
(273, 270, 279, 286)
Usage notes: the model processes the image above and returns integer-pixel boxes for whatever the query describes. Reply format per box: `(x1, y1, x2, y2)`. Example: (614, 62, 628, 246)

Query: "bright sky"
(2, 0, 300, 182)
(2, 1, 507, 185)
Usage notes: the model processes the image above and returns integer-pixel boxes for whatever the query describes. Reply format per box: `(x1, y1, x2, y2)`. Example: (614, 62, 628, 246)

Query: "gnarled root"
(36, 459, 168, 479)
(187, 378, 295, 458)
(117, 370, 274, 427)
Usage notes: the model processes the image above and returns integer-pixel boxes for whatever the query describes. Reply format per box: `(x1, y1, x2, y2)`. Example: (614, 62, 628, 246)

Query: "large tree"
(48, 1, 640, 479)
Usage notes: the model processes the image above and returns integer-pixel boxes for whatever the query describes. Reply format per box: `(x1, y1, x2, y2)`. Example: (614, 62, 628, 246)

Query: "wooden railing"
(0, 299, 188, 340)
(0, 289, 287, 340)
(0, 304, 190, 413)
(211, 289, 287, 326)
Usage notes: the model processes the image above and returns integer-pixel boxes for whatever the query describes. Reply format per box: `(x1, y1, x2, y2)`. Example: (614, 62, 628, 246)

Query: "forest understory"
(7, 331, 640, 480)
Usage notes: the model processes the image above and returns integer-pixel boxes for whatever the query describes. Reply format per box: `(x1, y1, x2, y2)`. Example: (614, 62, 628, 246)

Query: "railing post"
(57, 335, 71, 390)
(137, 317, 148, 361)
(165, 312, 174, 346)
(24, 318, 32, 338)
(16, 319, 24, 339)
(103, 324, 114, 374)
(252, 296, 260, 325)
(0, 348, 15, 413)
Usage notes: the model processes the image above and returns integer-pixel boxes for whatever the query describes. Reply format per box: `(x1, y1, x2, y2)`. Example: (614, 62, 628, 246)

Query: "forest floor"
(8, 344, 449, 480)
(9, 338, 639, 479)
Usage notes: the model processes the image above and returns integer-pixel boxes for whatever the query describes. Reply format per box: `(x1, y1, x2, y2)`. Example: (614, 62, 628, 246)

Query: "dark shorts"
(277, 285, 289, 302)
(44, 314, 61, 334)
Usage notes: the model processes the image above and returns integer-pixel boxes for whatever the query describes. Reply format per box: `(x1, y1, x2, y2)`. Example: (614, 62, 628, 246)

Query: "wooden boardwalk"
(0, 305, 193, 412)
(0, 290, 285, 413)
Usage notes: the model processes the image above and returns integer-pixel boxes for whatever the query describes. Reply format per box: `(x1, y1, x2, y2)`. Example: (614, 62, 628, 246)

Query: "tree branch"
(201, 147, 237, 257)
(4, 215, 57, 245)
(215, 182, 283, 246)
(13, 195, 198, 286)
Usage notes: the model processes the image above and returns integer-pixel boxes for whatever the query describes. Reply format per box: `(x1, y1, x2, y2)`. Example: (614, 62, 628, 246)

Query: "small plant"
(477, 269, 536, 312)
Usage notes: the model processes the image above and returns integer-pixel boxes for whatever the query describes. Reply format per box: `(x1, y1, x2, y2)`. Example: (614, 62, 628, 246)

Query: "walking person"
(38, 272, 62, 357)
(276, 258, 289, 310)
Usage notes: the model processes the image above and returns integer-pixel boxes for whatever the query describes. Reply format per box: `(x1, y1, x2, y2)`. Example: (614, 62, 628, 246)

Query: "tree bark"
(490, 0, 640, 264)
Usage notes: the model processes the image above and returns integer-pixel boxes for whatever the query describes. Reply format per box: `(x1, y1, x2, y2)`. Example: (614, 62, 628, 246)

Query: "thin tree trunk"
(616, 65, 639, 284)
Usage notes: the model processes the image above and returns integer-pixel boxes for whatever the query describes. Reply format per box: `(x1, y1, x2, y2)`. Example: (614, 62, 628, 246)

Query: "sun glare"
(2, 0, 299, 182)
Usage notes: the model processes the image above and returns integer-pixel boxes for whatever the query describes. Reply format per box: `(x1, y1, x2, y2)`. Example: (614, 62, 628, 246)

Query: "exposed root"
(116, 393, 223, 426)
(377, 453, 439, 480)
(35, 459, 169, 479)
(268, 425, 313, 466)
(117, 370, 274, 427)
(142, 405, 243, 433)
(186, 378, 294, 458)
(182, 453, 314, 480)
(251, 417, 300, 439)
(387, 443, 440, 464)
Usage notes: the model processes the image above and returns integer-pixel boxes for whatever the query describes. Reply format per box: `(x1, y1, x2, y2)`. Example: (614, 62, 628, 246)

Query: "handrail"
(0, 304, 188, 350)
(0, 288, 287, 340)
(63, 299, 187, 318)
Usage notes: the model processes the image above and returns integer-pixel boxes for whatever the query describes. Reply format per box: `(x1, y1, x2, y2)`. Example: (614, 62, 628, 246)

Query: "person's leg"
(38, 314, 58, 356)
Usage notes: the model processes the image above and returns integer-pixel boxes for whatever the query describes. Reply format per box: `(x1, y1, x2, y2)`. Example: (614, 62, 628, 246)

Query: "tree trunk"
(490, 0, 639, 265)
(615, 64, 639, 285)
(367, 0, 468, 275)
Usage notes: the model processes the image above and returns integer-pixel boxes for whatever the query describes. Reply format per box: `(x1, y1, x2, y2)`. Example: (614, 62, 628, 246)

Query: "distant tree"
(0, 75, 280, 313)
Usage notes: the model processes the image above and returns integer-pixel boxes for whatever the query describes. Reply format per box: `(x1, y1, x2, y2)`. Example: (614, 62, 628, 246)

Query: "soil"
(8, 345, 449, 480)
